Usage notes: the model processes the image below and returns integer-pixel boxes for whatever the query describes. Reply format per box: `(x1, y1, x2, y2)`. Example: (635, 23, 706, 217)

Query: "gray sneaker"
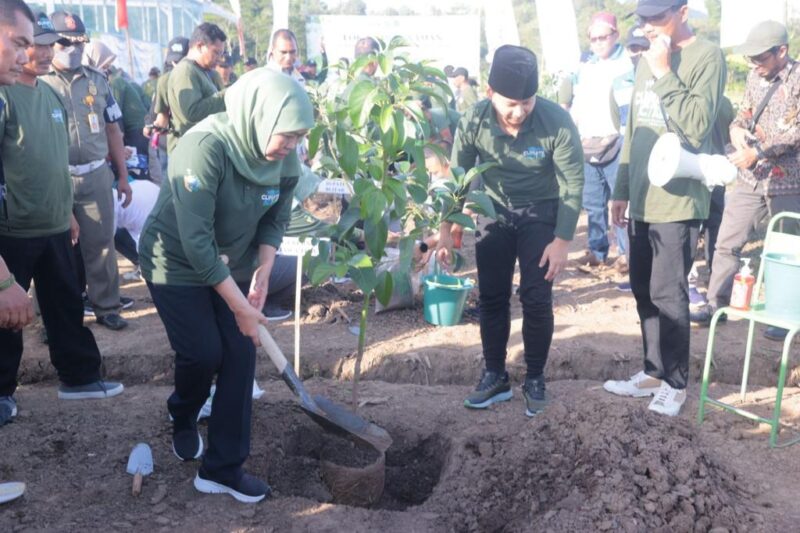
(58, 381, 124, 400)
(0, 396, 17, 426)
(464, 370, 512, 409)
(522, 376, 548, 417)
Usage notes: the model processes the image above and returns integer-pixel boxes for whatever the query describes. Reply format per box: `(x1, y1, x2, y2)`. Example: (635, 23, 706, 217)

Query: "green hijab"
(192, 68, 314, 186)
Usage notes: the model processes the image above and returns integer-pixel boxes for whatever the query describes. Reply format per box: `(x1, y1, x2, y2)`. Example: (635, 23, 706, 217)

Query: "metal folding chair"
(697, 212, 800, 447)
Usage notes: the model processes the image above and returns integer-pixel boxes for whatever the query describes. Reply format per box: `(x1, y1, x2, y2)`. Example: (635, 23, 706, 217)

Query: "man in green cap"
(691, 20, 800, 342)
(139, 69, 313, 503)
(437, 44, 584, 418)
(604, 0, 726, 416)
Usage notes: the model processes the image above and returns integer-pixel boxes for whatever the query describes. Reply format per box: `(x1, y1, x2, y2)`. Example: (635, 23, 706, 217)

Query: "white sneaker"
(648, 382, 687, 416)
(252, 379, 265, 400)
(603, 371, 662, 398)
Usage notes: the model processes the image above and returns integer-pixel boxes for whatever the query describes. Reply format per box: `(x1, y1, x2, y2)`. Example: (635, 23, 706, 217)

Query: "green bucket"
(764, 252, 800, 321)
(423, 274, 474, 326)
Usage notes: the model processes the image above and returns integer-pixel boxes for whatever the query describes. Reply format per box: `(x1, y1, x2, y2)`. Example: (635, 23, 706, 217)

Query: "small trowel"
(126, 443, 154, 496)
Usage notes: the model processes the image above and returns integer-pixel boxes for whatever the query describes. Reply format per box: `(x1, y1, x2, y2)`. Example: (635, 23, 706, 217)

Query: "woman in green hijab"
(138, 69, 314, 503)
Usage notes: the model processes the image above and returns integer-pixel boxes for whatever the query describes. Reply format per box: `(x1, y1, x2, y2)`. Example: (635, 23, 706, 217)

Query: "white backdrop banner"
(484, 0, 520, 62)
(533, 0, 581, 75)
(305, 15, 481, 82)
(96, 33, 162, 83)
(720, 0, 787, 49)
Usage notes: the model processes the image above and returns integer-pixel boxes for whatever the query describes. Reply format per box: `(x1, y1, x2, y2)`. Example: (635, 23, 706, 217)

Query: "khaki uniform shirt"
(42, 66, 123, 165)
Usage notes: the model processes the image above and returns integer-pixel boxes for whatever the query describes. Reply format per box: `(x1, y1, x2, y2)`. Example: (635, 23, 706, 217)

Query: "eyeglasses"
(589, 32, 616, 43)
(747, 47, 778, 66)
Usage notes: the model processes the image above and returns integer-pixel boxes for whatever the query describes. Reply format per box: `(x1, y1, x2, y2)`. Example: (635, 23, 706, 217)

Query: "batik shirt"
(731, 59, 800, 197)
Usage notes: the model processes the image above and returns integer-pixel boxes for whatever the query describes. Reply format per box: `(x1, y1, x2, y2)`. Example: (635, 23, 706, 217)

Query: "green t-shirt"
(153, 71, 170, 115)
(613, 38, 727, 223)
(452, 98, 585, 241)
(109, 72, 146, 136)
(139, 131, 297, 286)
(166, 59, 225, 153)
(0, 81, 72, 238)
(141, 77, 157, 103)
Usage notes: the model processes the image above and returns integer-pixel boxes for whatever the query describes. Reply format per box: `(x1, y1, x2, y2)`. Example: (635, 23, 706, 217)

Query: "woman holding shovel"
(138, 69, 314, 503)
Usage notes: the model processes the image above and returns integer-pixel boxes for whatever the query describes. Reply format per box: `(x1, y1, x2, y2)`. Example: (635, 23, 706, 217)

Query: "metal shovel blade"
(258, 325, 393, 453)
(0, 482, 25, 504)
(126, 443, 154, 476)
(126, 443, 153, 497)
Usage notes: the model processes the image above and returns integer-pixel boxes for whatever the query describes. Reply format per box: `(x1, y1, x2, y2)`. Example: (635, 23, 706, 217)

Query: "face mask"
(54, 46, 83, 70)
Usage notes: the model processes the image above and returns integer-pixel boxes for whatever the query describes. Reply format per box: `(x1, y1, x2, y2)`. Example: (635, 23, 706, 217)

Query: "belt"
(69, 159, 106, 176)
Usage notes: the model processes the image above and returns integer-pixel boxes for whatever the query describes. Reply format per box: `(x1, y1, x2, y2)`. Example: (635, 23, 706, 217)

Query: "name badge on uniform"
(88, 112, 100, 133)
(523, 146, 546, 160)
(261, 188, 280, 207)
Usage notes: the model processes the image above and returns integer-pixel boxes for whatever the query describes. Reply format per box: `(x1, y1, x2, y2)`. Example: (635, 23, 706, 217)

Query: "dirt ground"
(1, 215, 799, 532)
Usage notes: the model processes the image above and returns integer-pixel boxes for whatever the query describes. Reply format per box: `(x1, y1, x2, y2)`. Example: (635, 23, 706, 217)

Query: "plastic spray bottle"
(729, 258, 755, 310)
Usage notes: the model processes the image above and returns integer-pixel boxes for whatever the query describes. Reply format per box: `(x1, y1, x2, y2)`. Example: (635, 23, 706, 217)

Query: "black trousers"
(114, 228, 139, 267)
(0, 231, 102, 396)
(476, 200, 556, 379)
(147, 281, 255, 483)
(628, 219, 700, 390)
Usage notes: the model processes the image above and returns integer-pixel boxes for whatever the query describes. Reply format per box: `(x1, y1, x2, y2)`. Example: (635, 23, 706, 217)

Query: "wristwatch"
(0, 273, 15, 292)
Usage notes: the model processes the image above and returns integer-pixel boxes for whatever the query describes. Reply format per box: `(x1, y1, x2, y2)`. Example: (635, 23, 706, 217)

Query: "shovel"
(126, 443, 154, 496)
(257, 325, 392, 453)
(0, 482, 25, 504)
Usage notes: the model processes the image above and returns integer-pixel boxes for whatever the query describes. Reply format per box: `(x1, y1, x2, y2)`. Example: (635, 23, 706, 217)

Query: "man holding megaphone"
(691, 21, 800, 342)
(603, 0, 726, 416)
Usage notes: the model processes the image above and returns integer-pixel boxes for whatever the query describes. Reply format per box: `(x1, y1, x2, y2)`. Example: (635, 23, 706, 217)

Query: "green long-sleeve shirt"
(166, 59, 225, 153)
(613, 38, 726, 223)
(139, 131, 297, 286)
(452, 98, 585, 240)
(109, 71, 146, 136)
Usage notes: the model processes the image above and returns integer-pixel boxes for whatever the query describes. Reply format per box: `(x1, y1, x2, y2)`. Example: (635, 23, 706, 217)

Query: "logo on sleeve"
(261, 188, 280, 207)
(51, 109, 64, 124)
(183, 169, 200, 192)
(523, 146, 546, 160)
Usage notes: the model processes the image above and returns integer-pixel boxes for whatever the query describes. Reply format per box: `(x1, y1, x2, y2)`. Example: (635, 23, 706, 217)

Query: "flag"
(116, 0, 128, 31)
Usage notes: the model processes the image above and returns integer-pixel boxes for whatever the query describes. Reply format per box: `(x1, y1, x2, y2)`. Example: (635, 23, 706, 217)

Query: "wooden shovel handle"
(258, 325, 288, 373)
(132, 473, 143, 496)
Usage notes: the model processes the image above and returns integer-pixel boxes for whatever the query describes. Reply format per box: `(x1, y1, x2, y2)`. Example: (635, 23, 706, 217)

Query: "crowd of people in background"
(0, 0, 798, 505)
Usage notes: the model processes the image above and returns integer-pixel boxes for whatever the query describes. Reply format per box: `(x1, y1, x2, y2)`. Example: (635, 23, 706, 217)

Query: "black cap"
(443, 65, 454, 77)
(634, 0, 687, 17)
(245, 56, 257, 67)
(33, 13, 59, 46)
(219, 52, 233, 68)
(626, 25, 650, 50)
(165, 37, 189, 64)
(50, 11, 88, 42)
(305, 59, 317, 67)
(488, 45, 538, 100)
(448, 67, 468, 79)
(148, 66, 160, 77)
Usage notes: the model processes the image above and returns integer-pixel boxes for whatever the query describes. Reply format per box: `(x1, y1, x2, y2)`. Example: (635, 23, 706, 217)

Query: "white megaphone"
(648, 133, 737, 190)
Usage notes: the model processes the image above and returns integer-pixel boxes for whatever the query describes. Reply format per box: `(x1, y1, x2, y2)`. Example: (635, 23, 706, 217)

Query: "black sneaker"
(58, 380, 124, 399)
(522, 375, 548, 417)
(264, 305, 292, 322)
(173, 426, 203, 461)
(464, 370, 512, 409)
(96, 313, 129, 331)
(0, 396, 17, 426)
(120, 296, 134, 310)
(764, 326, 789, 342)
(194, 467, 271, 503)
(690, 305, 727, 327)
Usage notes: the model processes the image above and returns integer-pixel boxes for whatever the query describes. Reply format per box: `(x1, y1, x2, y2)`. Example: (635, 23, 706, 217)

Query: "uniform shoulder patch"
(183, 169, 201, 192)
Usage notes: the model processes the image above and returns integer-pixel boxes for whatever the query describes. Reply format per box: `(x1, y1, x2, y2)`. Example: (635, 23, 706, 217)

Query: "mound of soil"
(437, 399, 762, 532)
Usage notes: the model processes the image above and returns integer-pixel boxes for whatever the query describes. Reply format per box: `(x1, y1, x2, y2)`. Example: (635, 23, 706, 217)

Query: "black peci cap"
(488, 45, 538, 100)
